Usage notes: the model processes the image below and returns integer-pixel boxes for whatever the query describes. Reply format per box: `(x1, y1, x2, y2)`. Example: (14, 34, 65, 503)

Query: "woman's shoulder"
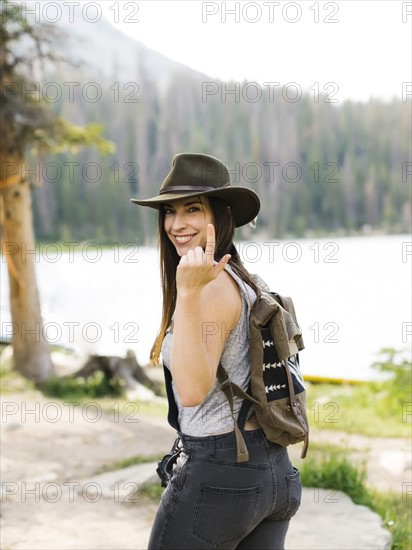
(202, 268, 242, 329)
(206, 267, 242, 304)
(224, 263, 270, 294)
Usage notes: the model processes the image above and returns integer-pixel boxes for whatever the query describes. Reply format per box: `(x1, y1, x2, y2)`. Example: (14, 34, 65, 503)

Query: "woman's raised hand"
(176, 224, 231, 292)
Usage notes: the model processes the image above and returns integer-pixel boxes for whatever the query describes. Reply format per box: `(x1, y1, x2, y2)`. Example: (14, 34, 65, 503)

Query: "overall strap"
(216, 364, 250, 462)
(237, 383, 253, 429)
(163, 364, 180, 431)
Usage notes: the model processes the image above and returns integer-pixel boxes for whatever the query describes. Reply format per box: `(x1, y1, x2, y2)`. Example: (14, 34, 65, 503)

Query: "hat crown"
(130, 152, 260, 227)
(160, 153, 231, 194)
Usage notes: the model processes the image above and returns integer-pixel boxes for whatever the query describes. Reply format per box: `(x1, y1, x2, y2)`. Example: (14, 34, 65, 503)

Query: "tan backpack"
(217, 290, 309, 463)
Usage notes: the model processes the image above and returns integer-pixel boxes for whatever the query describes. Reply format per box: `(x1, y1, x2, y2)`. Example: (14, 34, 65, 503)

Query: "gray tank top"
(161, 264, 260, 436)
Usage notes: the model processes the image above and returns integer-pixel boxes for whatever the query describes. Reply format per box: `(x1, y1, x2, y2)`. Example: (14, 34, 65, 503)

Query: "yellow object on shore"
(304, 374, 369, 385)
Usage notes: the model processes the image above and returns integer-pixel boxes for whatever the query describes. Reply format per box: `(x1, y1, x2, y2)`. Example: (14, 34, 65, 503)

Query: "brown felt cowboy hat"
(130, 153, 260, 227)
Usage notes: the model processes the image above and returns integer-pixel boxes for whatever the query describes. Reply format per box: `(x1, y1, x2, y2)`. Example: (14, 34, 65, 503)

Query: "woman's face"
(163, 196, 214, 257)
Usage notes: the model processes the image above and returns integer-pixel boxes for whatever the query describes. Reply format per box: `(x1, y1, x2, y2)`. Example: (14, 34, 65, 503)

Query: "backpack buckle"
(220, 379, 231, 391)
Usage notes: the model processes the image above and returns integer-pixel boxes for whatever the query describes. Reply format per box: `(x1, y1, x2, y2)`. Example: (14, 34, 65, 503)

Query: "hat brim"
(130, 187, 260, 228)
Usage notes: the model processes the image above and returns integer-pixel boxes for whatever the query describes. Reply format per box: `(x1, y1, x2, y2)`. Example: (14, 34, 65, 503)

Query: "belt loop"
(209, 436, 216, 459)
(260, 429, 271, 451)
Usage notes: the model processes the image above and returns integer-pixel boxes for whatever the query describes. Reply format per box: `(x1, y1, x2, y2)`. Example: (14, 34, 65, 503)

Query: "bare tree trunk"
(0, 159, 54, 382)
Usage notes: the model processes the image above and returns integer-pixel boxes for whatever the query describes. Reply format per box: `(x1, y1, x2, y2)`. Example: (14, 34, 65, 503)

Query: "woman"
(130, 153, 302, 550)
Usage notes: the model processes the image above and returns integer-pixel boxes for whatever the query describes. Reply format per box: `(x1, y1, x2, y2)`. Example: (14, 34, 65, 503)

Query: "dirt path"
(1, 389, 174, 550)
(1, 389, 403, 549)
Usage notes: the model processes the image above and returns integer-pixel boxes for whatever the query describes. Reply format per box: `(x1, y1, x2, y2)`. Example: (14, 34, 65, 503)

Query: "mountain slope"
(55, 14, 209, 88)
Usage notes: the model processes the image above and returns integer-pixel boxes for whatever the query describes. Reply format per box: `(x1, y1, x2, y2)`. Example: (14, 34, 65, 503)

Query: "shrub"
(371, 348, 412, 415)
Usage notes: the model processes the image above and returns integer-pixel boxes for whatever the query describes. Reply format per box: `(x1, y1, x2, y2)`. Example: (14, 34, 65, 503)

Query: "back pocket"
(282, 467, 302, 519)
(192, 483, 262, 546)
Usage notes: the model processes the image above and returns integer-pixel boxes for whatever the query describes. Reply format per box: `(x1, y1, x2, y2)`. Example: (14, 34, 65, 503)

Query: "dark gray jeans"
(148, 428, 302, 549)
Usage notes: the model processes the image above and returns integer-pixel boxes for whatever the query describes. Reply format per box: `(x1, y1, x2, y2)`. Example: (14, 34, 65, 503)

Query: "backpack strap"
(217, 364, 259, 404)
(282, 357, 309, 458)
(216, 364, 251, 463)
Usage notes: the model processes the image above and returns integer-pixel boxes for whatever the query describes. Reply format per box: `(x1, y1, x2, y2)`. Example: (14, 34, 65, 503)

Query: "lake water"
(1, 234, 411, 381)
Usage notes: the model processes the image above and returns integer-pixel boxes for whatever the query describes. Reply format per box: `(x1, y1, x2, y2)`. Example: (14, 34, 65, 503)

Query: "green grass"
(306, 440, 358, 454)
(305, 348, 411, 438)
(95, 453, 163, 474)
(371, 490, 412, 550)
(300, 453, 371, 505)
(305, 381, 410, 438)
(40, 371, 124, 400)
(137, 483, 164, 501)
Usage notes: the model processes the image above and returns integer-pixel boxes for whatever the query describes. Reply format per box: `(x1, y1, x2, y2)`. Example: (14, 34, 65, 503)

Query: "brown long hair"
(150, 196, 260, 365)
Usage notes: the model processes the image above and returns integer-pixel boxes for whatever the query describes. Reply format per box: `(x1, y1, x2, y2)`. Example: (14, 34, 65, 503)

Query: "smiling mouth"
(174, 234, 196, 244)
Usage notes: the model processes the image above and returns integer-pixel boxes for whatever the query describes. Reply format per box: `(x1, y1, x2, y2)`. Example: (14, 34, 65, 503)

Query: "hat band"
(159, 184, 230, 195)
